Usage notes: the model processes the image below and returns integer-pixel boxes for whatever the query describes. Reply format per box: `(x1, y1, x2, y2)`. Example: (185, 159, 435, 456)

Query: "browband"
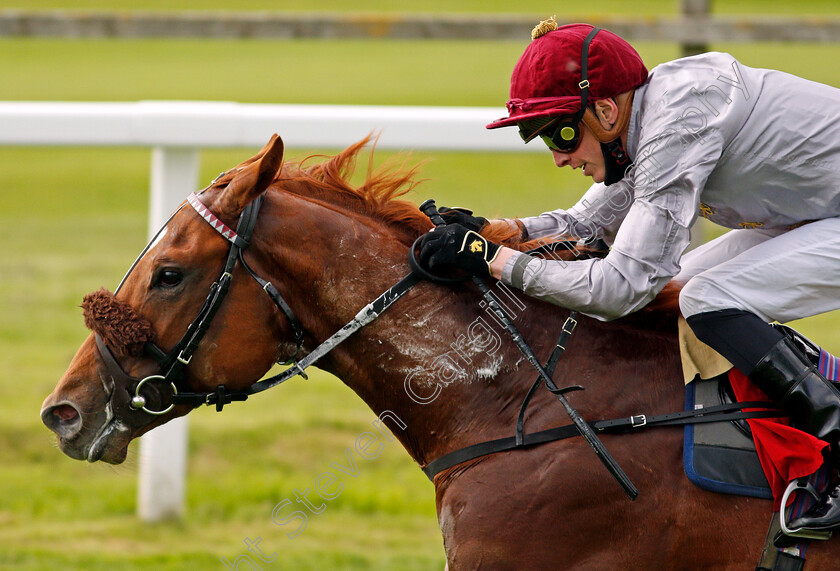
(187, 192, 250, 249)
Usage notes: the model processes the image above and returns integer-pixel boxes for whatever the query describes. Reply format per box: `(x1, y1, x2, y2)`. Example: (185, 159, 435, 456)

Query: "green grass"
(3, 21, 840, 570)
(3, 0, 839, 15)
(3, 38, 840, 105)
(0, 147, 587, 569)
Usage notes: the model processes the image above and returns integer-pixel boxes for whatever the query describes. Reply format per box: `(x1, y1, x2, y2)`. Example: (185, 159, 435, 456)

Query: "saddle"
(680, 319, 832, 502)
(680, 320, 838, 570)
(685, 372, 774, 498)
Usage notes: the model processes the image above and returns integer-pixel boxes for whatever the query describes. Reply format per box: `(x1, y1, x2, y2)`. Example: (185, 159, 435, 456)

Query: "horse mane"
(271, 135, 527, 249)
(276, 135, 433, 242)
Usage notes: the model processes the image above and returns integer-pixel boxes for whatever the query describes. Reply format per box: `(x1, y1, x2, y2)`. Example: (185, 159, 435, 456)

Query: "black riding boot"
(749, 336, 840, 532)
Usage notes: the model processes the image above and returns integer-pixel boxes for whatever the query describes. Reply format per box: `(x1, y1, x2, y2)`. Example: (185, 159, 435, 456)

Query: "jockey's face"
(549, 121, 606, 183)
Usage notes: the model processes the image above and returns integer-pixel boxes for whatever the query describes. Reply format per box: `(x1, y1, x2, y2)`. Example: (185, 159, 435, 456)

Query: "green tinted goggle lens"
(518, 117, 557, 143)
(540, 134, 560, 151)
(543, 124, 580, 153)
(519, 118, 581, 153)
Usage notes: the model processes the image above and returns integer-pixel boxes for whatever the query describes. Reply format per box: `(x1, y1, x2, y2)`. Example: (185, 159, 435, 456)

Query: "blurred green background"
(2, 2, 840, 569)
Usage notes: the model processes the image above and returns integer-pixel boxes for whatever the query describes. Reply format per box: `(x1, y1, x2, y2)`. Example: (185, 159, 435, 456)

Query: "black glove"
(438, 206, 488, 233)
(417, 224, 500, 277)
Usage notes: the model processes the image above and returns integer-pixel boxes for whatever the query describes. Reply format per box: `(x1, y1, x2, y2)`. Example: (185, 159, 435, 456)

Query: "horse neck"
(258, 192, 684, 467)
(331, 294, 684, 469)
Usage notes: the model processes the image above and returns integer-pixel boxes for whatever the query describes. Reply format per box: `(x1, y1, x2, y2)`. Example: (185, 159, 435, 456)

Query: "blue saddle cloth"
(684, 375, 773, 498)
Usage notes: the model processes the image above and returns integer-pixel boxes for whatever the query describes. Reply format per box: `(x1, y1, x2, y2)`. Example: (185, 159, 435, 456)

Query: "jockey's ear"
(594, 98, 619, 130)
(217, 134, 284, 219)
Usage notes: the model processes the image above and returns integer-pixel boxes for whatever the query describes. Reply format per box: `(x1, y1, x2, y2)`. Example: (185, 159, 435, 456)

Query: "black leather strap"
(173, 384, 249, 411)
(772, 551, 806, 571)
(245, 271, 422, 396)
(422, 400, 782, 481)
(570, 27, 600, 125)
(238, 249, 304, 362)
(515, 312, 579, 445)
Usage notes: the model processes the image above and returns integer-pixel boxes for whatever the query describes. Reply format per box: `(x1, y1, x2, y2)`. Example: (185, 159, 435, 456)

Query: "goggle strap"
(574, 26, 600, 125)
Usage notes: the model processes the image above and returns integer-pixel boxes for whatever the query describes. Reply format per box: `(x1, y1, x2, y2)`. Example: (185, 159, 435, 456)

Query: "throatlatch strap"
(238, 249, 304, 360)
(246, 272, 421, 395)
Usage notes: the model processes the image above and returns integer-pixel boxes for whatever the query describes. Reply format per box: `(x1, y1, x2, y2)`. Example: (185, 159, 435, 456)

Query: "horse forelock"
(81, 288, 154, 358)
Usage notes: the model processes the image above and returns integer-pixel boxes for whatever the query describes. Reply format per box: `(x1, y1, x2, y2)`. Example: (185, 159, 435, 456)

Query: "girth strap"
(422, 400, 783, 481)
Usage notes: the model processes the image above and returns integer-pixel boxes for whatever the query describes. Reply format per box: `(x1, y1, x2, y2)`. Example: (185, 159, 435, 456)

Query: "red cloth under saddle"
(728, 368, 828, 509)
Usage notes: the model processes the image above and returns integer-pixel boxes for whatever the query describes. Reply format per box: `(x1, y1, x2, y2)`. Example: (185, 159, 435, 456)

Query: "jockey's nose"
(41, 399, 83, 440)
(552, 149, 572, 168)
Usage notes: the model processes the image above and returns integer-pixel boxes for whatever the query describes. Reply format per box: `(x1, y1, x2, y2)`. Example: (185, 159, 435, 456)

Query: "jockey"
(416, 18, 840, 533)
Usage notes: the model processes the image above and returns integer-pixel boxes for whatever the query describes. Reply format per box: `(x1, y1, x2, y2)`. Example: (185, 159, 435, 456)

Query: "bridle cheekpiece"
(94, 189, 304, 418)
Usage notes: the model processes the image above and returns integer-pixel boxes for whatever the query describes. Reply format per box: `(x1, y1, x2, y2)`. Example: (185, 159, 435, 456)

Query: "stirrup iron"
(777, 478, 833, 542)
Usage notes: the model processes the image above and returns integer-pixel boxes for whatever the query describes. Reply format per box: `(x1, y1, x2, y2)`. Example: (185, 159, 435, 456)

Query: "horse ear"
(217, 134, 284, 218)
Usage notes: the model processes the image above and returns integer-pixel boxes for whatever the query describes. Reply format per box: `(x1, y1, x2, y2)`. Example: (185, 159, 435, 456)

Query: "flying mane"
(277, 136, 433, 242)
(271, 136, 531, 249)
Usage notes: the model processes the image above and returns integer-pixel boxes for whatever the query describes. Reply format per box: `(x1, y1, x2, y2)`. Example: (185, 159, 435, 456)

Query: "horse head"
(41, 135, 293, 463)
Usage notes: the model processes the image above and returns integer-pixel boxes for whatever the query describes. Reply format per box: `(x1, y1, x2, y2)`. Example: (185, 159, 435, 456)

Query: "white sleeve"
(503, 122, 726, 321)
(519, 180, 632, 244)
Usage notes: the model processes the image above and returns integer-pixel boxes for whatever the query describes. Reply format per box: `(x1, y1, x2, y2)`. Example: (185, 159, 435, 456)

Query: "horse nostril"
(41, 402, 83, 439)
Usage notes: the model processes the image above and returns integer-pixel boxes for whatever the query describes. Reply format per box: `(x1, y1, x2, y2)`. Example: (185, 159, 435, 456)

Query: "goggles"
(518, 116, 583, 153)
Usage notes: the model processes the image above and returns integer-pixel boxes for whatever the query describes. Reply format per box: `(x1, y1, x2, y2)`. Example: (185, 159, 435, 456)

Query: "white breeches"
(676, 216, 840, 323)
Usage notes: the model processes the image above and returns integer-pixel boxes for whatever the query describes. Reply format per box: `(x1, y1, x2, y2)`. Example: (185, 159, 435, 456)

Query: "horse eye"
(156, 269, 183, 288)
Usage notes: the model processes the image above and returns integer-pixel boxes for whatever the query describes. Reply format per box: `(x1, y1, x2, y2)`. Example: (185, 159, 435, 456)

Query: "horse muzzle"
(40, 390, 131, 464)
(40, 334, 178, 464)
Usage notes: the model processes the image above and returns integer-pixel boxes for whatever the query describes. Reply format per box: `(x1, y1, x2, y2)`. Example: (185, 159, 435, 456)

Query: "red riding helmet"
(486, 21, 648, 130)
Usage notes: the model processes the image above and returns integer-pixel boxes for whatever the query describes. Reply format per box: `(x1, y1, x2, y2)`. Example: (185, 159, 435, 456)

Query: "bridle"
(93, 184, 585, 432)
(93, 183, 635, 494)
(95, 188, 305, 418)
(96, 185, 422, 421)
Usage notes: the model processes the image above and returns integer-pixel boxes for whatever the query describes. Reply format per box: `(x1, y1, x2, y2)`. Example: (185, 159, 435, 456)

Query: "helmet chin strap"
(601, 139, 632, 186)
(582, 91, 635, 185)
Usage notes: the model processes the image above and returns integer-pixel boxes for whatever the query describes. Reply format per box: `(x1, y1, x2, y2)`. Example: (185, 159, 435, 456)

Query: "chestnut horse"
(42, 135, 840, 569)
